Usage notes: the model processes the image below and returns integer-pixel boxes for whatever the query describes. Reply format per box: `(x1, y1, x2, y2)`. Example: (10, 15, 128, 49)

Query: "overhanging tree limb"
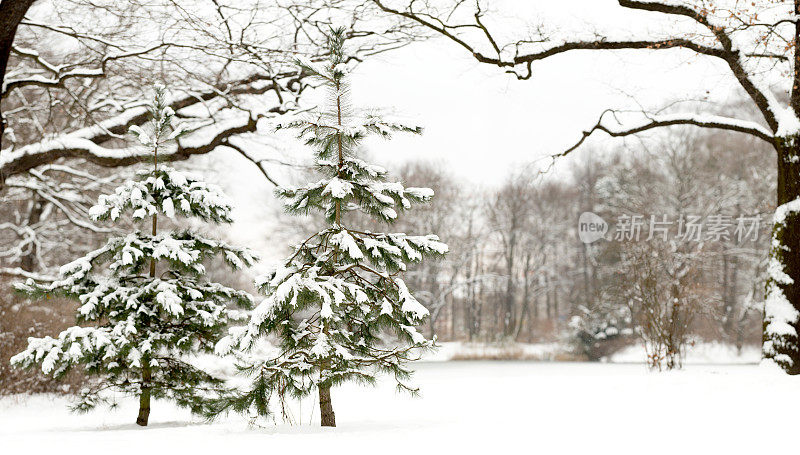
(616, 0, 782, 131)
(0, 72, 296, 179)
(2, 43, 174, 97)
(371, 0, 785, 132)
(556, 109, 774, 161)
(0, 0, 38, 146)
(220, 139, 282, 187)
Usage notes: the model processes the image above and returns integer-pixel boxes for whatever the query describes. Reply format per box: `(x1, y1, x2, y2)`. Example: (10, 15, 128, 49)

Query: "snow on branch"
(0, 115, 252, 176)
(0, 267, 56, 282)
(0, 73, 295, 179)
(2, 43, 174, 97)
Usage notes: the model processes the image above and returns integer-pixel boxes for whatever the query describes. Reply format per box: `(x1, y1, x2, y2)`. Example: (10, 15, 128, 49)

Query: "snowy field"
(2, 360, 798, 454)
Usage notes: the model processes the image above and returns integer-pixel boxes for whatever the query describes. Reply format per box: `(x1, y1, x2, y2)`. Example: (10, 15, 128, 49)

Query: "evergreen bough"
(10, 87, 257, 426)
(215, 28, 448, 427)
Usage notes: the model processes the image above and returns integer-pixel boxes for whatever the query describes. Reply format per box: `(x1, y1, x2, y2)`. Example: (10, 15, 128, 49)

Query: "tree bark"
(721, 238, 740, 339)
(503, 231, 516, 338)
(763, 0, 800, 373)
(0, 0, 38, 150)
(552, 286, 559, 326)
(428, 309, 438, 339)
(318, 384, 336, 427)
(545, 274, 552, 320)
(764, 138, 800, 374)
(473, 253, 484, 340)
(315, 70, 342, 428)
(514, 251, 532, 341)
(136, 205, 156, 426)
(136, 140, 159, 426)
(136, 364, 152, 426)
(19, 194, 44, 272)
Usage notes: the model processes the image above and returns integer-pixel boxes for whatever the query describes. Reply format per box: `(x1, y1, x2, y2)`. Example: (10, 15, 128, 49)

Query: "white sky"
(220, 0, 756, 186)
(348, 35, 740, 182)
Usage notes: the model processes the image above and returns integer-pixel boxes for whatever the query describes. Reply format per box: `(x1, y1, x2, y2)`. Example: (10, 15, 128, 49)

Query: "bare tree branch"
(221, 139, 280, 187)
(556, 109, 774, 162)
(2, 43, 173, 97)
(371, 0, 787, 135)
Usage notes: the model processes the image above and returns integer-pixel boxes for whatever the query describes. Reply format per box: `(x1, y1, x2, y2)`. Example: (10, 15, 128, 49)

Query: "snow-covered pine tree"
(214, 28, 447, 427)
(10, 86, 257, 426)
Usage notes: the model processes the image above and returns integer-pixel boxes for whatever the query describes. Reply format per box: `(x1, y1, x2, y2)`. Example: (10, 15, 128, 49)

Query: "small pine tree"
(215, 28, 448, 427)
(10, 86, 257, 426)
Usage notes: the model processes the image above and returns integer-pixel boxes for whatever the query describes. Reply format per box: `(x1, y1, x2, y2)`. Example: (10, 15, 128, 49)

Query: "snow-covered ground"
(2, 361, 797, 454)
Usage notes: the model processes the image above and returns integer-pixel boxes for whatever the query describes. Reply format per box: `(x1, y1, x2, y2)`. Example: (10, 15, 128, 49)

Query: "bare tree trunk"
(762, 0, 800, 374)
(465, 250, 474, 341)
(0, 0, 38, 152)
(730, 253, 739, 313)
(503, 234, 516, 338)
(765, 5, 800, 372)
(666, 285, 680, 370)
(552, 285, 559, 326)
(721, 246, 731, 331)
(514, 251, 532, 341)
(448, 289, 456, 339)
(581, 241, 592, 307)
(475, 254, 484, 340)
(722, 243, 740, 339)
(19, 195, 44, 272)
(545, 274, 551, 320)
(513, 290, 530, 342)
(765, 137, 800, 373)
(319, 385, 336, 427)
(428, 310, 438, 339)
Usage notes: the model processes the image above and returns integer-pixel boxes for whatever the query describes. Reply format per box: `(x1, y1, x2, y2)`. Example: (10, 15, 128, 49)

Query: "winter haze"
(1, 0, 798, 452)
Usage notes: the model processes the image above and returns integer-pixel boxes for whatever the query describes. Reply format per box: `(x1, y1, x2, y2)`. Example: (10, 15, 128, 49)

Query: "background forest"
(1, 119, 775, 392)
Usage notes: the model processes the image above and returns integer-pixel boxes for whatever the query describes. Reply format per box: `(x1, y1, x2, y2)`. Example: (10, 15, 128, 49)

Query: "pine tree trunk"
(317, 72, 340, 428)
(318, 384, 336, 427)
(136, 141, 159, 425)
(136, 365, 152, 426)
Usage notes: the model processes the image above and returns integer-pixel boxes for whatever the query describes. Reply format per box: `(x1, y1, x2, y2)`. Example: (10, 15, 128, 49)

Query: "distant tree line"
(391, 126, 772, 366)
